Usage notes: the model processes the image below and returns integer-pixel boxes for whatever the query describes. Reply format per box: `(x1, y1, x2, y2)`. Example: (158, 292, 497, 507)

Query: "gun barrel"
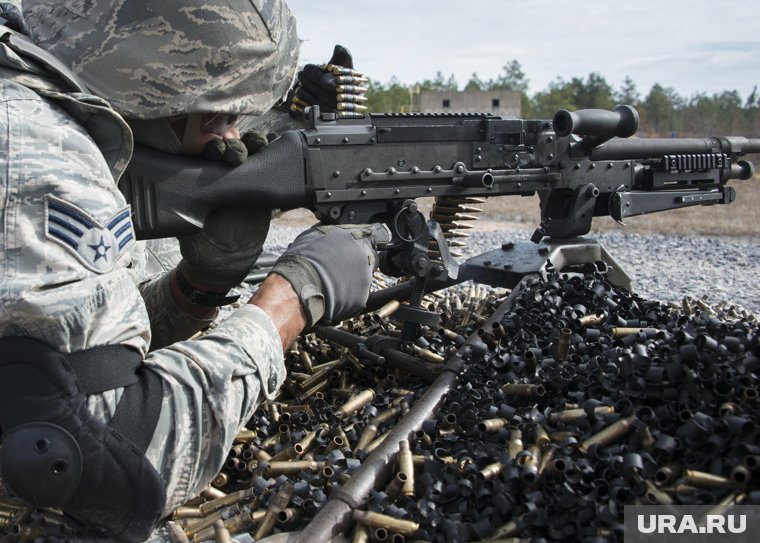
(588, 137, 760, 161)
(553, 105, 638, 138)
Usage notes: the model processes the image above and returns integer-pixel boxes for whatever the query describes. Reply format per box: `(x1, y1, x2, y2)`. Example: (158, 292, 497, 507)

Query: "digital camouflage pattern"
(0, 28, 287, 519)
(23, 0, 300, 119)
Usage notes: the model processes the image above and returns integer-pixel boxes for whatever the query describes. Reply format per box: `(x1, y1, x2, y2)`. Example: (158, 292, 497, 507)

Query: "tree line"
(366, 60, 760, 138)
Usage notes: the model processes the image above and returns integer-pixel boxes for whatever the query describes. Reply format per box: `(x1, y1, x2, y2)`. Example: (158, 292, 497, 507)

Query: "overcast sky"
(286, 0, 760, 102)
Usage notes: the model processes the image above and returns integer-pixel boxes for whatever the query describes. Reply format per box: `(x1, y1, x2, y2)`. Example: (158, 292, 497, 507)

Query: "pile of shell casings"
(2, 270, 759, 543)
(353, 273, 759, 542)
(157, 281, 504, 543)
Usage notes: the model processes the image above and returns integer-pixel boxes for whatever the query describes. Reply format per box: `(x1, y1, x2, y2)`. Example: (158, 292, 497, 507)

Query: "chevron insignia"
(44, 194, 135, 274)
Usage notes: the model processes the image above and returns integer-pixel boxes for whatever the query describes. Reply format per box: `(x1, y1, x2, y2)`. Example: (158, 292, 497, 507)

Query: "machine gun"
(121, 106, 758, 333)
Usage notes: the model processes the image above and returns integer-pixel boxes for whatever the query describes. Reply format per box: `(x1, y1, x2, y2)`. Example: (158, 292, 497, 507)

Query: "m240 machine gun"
(121, 105, 758, 332)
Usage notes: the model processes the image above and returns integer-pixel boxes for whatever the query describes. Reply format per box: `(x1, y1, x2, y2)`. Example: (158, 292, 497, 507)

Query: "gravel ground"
(263, 224, 760, 314)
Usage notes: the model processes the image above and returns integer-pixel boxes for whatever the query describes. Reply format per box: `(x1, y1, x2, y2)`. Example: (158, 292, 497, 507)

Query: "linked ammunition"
(353, 510, 420, 536)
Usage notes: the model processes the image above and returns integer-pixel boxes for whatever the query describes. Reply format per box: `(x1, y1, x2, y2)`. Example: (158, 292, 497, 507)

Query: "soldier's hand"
(269, 224, 391, 327)
(287, 45, 368, 119)
(201, 130, 275, 166)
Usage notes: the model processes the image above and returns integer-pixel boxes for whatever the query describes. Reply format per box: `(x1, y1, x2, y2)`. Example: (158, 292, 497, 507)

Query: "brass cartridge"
(337, 389, 376, 418)
(353, 510, 420, 536)
(579, 415, 638, 453)
(398, 440, 415, 497)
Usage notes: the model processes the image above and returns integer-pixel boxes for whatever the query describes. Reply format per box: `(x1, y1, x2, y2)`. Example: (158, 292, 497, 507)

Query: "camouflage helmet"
(23, 0, 300, 119)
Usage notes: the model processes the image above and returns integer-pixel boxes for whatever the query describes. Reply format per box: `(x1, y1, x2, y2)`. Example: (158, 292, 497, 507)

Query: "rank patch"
(44, 194, 135, 273)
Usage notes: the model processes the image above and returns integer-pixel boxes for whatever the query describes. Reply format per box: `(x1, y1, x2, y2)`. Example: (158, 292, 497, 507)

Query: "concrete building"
(418, 90, 521, 117)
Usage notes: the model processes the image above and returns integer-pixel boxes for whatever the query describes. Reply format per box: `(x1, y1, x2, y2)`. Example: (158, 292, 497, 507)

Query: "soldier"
(0, 1, 379, 541)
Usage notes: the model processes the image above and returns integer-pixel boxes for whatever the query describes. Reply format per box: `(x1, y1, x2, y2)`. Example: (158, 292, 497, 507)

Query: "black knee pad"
(0, 337, 165, 542)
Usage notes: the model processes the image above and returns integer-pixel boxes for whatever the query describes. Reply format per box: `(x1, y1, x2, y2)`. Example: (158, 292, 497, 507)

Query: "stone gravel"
(263, 225, 760, 314)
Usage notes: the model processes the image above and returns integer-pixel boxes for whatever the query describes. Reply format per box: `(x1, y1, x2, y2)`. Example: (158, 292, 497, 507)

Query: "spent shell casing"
(232, 430, 257, 444)
(299, 350, 314, 373)
(267, 460, 326, 476)
(373, 405, 403, 425)
(254, 482, 294, 540)
(167, 522, 191, 543)
(186, 509, 228, 538)
(201, 486, 226, 501)
(554, 328, 572, 361)
(477, 418, 510, 433)
(578, 312, 605, 327)
(507, 428, 524, 461)
(398, 440, 415, 497)
(353, 510, 419, 536)
(384, 472, 407, 499)
(337, 389, 376, 418)
(548, 406, 615, 424)
(478, 461, 505, 480)
(211, 472, 229, 488)
(364, 431, 389, 454)
(352, 523, 370, 543)
(171, 506, 203, 520)
(502, 383, 546, 397)
(213, 519, 233, 543)
(412, 345, 445, 364)
(655, 464, 683, 485)
(355, 423, 379, 452)
(199, 489, 253, 517)
(276, 508, 302, 526)
(684, 469, 741, 489)
(643, 480, 674, 505)
(372, 300, 401, 320)
(520, 445, 541, 483)
(579, 415, 638, 453)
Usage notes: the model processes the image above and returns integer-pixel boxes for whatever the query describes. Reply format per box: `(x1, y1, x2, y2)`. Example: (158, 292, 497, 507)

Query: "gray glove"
(177, 207, 270, 305)
(271, 224, 391, 327)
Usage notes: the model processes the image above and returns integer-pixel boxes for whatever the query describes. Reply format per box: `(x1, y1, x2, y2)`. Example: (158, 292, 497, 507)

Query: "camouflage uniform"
(1, 0, 299, 525)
